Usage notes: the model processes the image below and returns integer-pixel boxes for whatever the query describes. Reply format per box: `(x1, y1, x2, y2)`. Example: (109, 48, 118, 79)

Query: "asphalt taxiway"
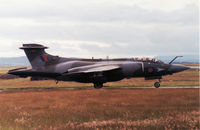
(0, 86, 199, 93)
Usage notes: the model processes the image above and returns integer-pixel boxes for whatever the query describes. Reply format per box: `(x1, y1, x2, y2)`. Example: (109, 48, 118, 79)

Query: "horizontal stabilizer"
(8, 68, 60, 78)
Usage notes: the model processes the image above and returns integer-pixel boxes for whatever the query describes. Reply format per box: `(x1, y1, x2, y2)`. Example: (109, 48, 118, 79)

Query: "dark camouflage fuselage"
(8, 44, 189, 88)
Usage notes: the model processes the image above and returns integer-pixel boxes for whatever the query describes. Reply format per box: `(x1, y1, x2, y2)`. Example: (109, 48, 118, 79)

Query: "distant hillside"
(155, 55, 199, 63)
(0, 55, 199, 66)
(0, 56, 30, 66)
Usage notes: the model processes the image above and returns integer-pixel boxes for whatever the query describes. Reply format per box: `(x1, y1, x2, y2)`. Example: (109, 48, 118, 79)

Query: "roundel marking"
(148, 68, 153, 73)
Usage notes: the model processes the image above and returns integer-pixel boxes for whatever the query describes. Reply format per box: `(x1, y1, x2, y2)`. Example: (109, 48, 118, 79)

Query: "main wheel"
(154, 82, 160, 88)
(94, 83, 103, 89)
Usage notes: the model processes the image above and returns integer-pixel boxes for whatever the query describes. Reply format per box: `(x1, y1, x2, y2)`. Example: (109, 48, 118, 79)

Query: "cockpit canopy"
(132, 57, 164, 63)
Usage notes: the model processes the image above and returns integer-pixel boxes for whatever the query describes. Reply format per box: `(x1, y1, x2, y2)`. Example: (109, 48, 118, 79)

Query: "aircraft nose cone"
(169, 64, 190, 73)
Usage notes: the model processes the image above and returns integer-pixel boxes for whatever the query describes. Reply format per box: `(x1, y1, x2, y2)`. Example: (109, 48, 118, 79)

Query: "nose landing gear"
(93, 83, 103, 89)
(154, 79, 161, 88)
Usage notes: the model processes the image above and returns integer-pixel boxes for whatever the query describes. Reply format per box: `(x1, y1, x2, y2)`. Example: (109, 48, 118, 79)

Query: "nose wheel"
(93, 83, 103, 89)
(154, 79, 161, 88)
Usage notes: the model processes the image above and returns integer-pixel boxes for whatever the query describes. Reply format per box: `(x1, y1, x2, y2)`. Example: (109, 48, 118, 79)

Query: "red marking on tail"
(43, 56, 48, 62)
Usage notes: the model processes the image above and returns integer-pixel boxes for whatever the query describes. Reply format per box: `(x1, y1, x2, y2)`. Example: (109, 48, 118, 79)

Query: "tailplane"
(20, 44, 60, 69)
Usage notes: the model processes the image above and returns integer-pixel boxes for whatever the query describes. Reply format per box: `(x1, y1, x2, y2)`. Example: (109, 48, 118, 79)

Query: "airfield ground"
(0, 88, 199, 129)
(0, 65, 199, 129)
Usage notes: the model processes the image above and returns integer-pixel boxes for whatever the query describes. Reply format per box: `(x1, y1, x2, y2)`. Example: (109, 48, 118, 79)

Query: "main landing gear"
(154, 79, 161, 88)
(93, 83, 103, 89)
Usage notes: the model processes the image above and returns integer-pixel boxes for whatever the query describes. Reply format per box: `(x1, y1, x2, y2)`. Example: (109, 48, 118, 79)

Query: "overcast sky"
(0, 0, 198, 58)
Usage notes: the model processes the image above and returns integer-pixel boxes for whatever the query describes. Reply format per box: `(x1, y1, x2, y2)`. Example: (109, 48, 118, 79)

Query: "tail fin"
(20, 44, 59, 69)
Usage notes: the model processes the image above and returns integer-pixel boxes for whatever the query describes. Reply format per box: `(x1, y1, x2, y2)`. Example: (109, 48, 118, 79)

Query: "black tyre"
(94, 83, 103, 89)
(154, 82, 160, 88)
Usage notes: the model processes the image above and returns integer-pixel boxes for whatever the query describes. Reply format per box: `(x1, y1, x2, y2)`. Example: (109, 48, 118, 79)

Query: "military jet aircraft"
(8, 44, 190, 89)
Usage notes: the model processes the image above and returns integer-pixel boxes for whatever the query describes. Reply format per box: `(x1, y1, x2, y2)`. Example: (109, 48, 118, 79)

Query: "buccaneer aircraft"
(8, 44, 190, 89)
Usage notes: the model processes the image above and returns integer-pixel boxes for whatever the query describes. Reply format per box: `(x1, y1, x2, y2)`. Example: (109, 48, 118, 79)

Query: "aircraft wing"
(76, 65, 120, 73)
(65, 65, 120, 75)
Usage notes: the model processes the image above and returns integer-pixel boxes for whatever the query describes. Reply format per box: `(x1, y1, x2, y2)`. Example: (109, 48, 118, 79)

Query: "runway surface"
(0, 86, 199, 93)
(119, 86, 199, 89)
(188, 66, 199, 69)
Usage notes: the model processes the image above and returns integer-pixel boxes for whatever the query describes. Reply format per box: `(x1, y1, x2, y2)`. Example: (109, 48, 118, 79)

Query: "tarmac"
(118, 86, 200, 89)
(0, 86, 199, 93)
